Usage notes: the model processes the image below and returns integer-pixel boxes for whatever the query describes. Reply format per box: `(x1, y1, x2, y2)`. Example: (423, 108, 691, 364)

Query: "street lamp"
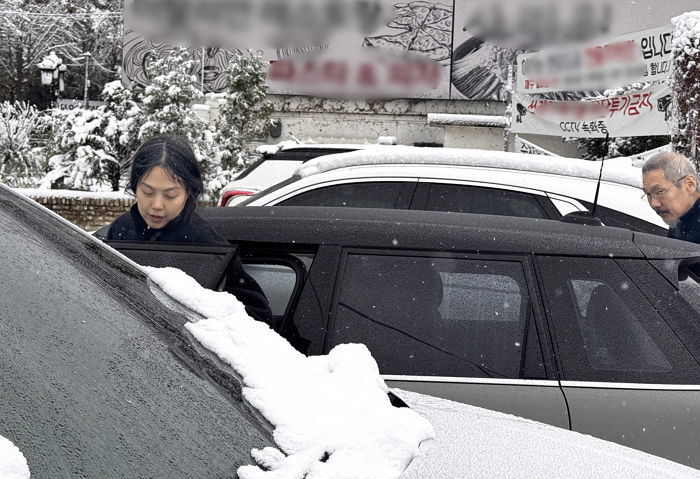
(79, 52, 91, 108)
(38, 51, 66, 108)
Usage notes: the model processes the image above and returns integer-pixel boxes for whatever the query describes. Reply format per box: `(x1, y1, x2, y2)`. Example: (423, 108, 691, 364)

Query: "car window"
(578, 200, 667, 235)
(242, 262, 297, 315)
(423, 184, 550, 218)
(278, 181, 413, 208)
(538, 256, 700, 383)
(568, 279, 671, 372)
(0, 204, 271, 476)
(329, 253, 544, 379)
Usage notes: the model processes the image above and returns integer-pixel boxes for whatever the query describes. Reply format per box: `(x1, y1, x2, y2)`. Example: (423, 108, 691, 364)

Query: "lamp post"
(38, 51, 65, 109)
(79, 52, 91, 108)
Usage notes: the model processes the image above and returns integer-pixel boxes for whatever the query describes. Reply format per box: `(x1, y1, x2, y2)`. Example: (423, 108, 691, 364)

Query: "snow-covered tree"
(671, 11, 700, 165)
(0, 101, 44, 186)
(576, 135, 670, 161)
(214, 50, 274, 173)
(137, 46, 224, 196)
(101, 80, 142, 169)
(138, 47, 207, 142)
(0, 0, 121, 105)
(43, 107, 120, 191)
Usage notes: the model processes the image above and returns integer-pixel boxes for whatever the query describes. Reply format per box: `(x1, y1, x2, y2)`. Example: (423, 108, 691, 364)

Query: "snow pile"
(297, 146, 643, 187)
(0, 435, 30, 479)
(427, 113, 508, 128)
(145, 266, 434, 479)
(398, 390, 700, 479)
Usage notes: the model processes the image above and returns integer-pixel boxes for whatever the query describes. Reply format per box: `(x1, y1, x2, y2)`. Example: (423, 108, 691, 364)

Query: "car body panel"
(561, 383, 700, 466)
(384, 377, 570, 429)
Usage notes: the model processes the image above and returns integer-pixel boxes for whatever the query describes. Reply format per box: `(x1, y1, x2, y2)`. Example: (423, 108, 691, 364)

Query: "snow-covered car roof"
(256, 139, 397, 156)
(295, 146, 644, 188)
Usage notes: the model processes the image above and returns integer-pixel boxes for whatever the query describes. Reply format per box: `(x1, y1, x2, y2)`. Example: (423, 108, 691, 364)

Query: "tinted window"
(538, 256, 699, 383)
(329, 253, 543, 379)
(578, 200, 667, 235)
(0, 203, 270, 476)
(279, 182, 410, 208)
(424, 184, 549, 218)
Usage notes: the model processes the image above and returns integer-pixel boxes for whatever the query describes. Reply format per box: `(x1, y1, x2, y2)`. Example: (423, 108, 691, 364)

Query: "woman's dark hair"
(128, 136, 203, 221)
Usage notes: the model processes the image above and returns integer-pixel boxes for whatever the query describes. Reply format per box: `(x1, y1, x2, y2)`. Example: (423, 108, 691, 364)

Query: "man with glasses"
(642, 152, 700, 243)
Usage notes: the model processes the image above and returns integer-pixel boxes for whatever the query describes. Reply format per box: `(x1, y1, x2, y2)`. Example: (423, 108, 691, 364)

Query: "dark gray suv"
(110, 206, 700, 469)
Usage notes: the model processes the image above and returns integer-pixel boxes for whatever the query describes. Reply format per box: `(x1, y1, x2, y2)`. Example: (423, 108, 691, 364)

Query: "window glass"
(568, 279, 671, 372)
(242, 263, 297, 316)
(330, 253, 541, 379)
(539, 256, 698, 383)
(679, 273, 700, 317)
(425, 184, 549, 218)
(578, 200, 667, 235)
(280, 182, 407, 208)
(0, 206, 270, 477)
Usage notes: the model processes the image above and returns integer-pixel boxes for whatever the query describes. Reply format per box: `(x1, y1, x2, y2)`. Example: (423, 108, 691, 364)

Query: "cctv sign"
(511, 83, 672, 138)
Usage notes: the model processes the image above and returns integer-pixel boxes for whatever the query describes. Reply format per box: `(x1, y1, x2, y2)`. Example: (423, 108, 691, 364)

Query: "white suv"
(238, 146, 667, 235)
(218, 141, 396, 206)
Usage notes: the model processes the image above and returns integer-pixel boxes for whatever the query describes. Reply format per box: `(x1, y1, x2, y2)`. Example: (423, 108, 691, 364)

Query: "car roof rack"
(560, 211, 604, 226)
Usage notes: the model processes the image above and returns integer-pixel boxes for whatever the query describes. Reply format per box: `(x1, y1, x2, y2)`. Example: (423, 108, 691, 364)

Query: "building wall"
(201, 93, 508, 147)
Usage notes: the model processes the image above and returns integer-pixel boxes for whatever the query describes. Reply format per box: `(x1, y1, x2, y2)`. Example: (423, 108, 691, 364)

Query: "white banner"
(513, 136, 559, 156)
(516, 24, 673, 94)
(511, 83, 672, 138)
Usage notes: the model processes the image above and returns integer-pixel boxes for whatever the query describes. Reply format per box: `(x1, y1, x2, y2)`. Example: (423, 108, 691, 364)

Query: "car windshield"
(0, 193, 272, 477)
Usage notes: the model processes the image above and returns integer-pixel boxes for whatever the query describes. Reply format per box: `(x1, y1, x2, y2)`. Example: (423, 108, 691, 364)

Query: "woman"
(97, 136, 272, 323)
(100, 136, 224, 243)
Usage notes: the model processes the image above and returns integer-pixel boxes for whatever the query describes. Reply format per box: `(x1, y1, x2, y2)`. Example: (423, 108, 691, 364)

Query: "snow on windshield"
(0, 435, 30, 479)
(398, 389, 700, 479)
(145, 266, 434, 479)
(296, 146, 643, 188)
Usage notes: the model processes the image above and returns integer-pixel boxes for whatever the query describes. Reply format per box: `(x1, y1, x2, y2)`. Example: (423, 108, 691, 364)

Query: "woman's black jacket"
(95, 205, 273, 324)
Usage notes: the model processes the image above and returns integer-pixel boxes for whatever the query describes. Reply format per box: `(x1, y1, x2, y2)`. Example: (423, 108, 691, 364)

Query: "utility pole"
(82, 52, 91, 108)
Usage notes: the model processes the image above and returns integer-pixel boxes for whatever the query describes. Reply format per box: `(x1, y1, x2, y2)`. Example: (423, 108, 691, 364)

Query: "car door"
(105, 241, 237, 290)
(316, 249, 570, 429)
(536, 255, 700, 468)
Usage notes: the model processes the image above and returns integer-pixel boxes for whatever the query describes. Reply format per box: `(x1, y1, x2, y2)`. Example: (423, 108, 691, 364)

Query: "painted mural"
(122, 0, 699, 101)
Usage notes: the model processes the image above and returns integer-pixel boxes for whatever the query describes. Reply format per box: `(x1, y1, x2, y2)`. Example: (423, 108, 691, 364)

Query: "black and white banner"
(511, 83, 672, 138)
(516, 24, 673, 94)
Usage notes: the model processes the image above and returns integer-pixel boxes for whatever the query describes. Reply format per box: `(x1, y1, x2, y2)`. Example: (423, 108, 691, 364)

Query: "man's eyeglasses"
(641, 188, 670, 202)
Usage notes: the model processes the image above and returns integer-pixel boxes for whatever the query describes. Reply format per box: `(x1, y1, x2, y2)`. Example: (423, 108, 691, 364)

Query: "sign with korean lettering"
(516, 24, 673, 94)
(510, 83, 672, 138)
(514, 136, 559, 156)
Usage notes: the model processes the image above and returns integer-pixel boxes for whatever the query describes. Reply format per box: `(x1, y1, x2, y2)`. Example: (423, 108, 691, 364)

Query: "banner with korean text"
(516, 24, 672, 94)
(510, 83, 672, 138)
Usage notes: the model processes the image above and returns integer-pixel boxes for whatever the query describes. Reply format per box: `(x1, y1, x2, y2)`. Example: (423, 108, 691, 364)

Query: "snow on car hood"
(397, 389, 700, 479)
(0, 435, 30, 479)
(296, 146, 643, 188)
(145, 266, 434, 479)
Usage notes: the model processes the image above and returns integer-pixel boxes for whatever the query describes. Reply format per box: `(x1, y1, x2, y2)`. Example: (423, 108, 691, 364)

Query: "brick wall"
(18, 190, 215, 231)
(29, 194, 135, 231)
